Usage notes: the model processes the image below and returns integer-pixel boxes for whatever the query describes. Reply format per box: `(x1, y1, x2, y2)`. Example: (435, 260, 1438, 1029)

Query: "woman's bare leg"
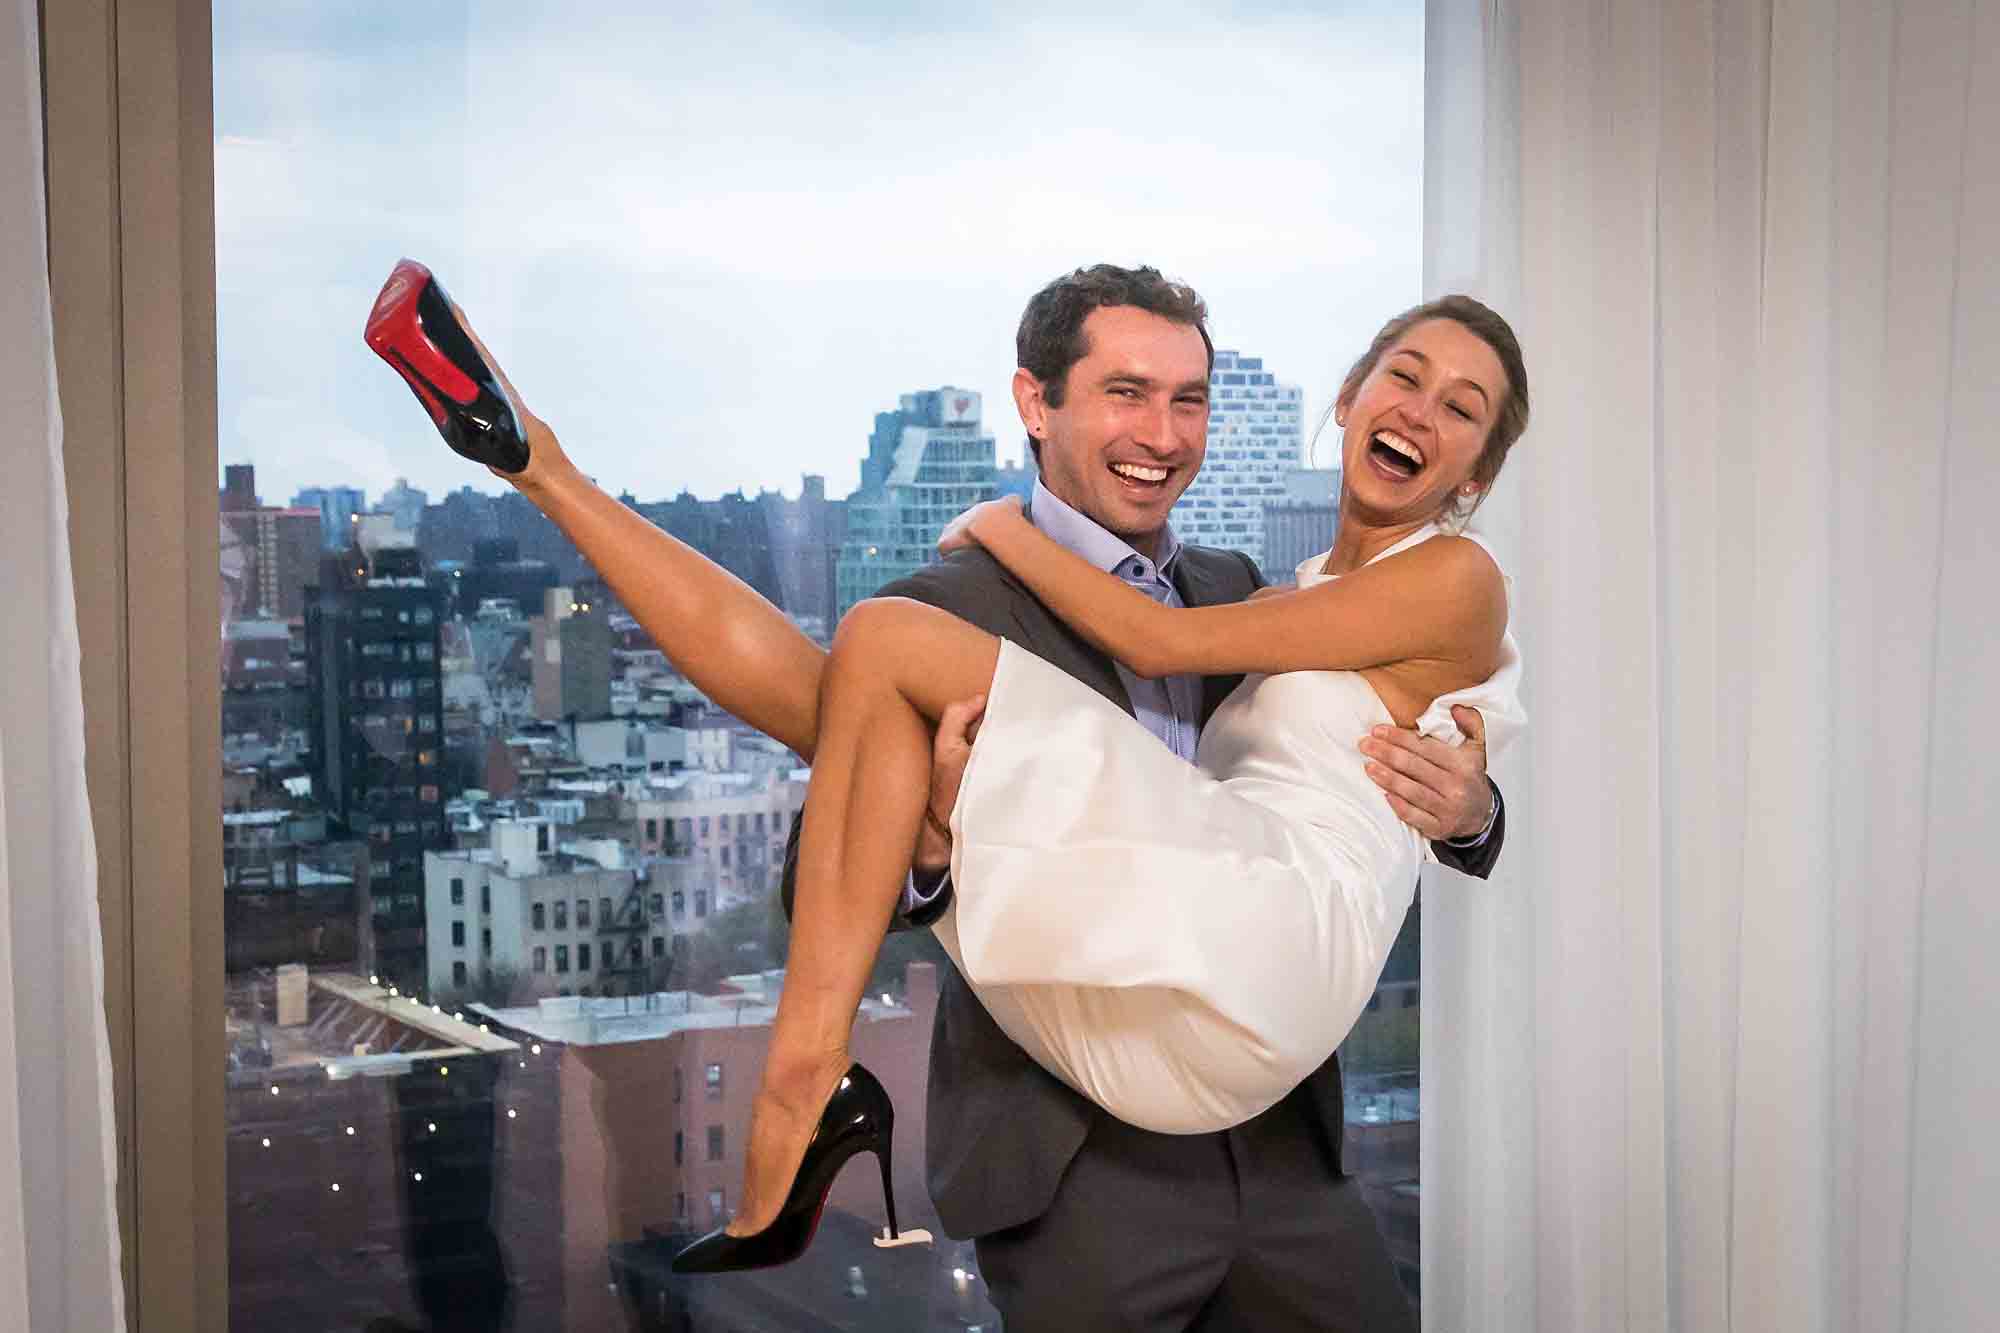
(728, 598, 1002, 1234)
(458, 307, 828, 758)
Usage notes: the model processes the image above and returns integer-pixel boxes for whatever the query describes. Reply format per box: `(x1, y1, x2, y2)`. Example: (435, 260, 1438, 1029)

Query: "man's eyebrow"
(1388, 346, 1491, 406)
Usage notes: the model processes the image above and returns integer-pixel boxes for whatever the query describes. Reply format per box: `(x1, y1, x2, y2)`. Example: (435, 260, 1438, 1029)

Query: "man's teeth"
(1110, 462, 1170, 483)
(1372, 431, 1424, 468)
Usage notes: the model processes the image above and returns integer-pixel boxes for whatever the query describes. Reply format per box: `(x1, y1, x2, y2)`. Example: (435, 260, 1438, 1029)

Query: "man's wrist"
(1444, 777, 1501, 847)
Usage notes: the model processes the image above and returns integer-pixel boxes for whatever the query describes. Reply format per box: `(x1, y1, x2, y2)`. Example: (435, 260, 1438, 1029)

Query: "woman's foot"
(726, 1052, 853, 1237)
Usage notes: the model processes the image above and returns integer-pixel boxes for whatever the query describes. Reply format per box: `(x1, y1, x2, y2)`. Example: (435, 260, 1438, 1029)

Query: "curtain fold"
(1, 3, 128, 1331)
(1421, 1, 1996, 1329)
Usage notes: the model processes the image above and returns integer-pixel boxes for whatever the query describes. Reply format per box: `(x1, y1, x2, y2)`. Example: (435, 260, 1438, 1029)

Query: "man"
(785, 264, 1503, 1330)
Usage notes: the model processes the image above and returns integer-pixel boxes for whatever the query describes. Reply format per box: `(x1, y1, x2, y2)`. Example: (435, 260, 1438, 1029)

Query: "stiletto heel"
(671, 1062, 931, 1274)
(363, 258, 530, 474)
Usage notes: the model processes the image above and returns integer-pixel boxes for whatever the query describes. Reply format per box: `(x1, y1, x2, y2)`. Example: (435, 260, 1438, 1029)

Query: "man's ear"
(1012, 367, 1050, 442)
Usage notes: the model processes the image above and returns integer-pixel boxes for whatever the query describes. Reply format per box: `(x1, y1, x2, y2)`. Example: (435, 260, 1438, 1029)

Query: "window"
(707, 1189, 726, 1225)
(206, 8, 1419, 1328)
(705, 1062, 723, 1098)
(673, 1130, 683, 1165)
(674, 1069, 683, 1104)
(706, 1125, 724, 1161)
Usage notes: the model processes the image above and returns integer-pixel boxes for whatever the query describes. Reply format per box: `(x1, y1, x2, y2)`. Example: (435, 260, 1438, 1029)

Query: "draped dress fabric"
(938, 525, 1525, 1133)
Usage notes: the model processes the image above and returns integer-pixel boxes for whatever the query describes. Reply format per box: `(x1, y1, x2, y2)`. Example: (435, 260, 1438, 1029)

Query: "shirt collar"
(1029, 478, 1184, 582)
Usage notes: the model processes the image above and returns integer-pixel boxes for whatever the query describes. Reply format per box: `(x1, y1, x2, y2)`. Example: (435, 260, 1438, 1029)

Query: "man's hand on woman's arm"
(1359, 705, 1506, 877)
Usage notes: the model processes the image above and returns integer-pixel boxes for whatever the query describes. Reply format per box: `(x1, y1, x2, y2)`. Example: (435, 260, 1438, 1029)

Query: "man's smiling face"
(1015, 305, 1211, 557)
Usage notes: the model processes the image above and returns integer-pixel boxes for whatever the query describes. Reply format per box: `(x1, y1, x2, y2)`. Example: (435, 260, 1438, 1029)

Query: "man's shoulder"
(874, 552, 1036, 634)
(1174, 541, 1264, 599)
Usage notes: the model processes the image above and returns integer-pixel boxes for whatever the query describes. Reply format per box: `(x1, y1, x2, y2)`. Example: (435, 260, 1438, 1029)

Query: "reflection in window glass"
(215, 4, 1421, 1329)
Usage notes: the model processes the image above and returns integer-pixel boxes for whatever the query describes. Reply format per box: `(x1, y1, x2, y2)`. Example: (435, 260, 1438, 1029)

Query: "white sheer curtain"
(0, 3, 128, 1331)
(1420, 1, 1997, 1330)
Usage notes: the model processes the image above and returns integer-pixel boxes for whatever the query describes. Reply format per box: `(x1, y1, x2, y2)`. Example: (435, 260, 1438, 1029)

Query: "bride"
(365, 264, 1528, 1273)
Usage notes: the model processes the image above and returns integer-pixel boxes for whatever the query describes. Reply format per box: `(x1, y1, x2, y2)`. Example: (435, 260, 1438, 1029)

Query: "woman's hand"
(937, 495, 1025, 555)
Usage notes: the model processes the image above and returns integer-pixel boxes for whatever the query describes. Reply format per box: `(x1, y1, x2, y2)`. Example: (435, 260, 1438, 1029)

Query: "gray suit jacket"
(781, 541, 1505, 1239)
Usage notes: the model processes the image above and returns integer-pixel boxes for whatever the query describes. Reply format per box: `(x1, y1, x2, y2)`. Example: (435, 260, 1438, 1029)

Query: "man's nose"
(1135, 396, 1177, 452)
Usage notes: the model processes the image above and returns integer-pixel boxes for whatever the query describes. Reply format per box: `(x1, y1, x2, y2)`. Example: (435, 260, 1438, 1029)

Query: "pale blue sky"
(214, 0, 1422, 506)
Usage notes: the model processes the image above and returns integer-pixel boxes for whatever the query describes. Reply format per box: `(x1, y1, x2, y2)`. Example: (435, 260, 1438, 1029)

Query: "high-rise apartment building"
(294, 484, 367, 551)
(304, 545, 449, 986)
(1171, 349, 1304, 569)
(531, 585, 612, 722)
(1261, 467, 1343, 583)
(835, 387, 997, 620)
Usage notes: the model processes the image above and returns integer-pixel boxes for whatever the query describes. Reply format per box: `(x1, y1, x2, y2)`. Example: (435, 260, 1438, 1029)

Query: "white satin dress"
(935, 525, 1525, 1134)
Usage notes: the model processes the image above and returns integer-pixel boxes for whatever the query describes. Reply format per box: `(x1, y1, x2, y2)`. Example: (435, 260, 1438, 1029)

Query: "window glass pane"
(215, 5, 1421, 1329)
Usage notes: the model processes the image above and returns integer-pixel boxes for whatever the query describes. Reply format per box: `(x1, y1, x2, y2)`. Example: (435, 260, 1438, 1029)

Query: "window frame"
(45, 1, 224, 1327)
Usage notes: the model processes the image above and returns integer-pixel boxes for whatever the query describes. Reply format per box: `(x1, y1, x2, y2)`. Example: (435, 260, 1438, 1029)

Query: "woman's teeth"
(1369, 431, 1424, 477)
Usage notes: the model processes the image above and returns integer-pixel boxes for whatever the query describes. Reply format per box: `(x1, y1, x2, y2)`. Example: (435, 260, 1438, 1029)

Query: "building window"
(452, 961, 467, 986)
(553, 901, 568, 930)
(669, 891, 683, 917)
(755, 812, 766, 834)
(532, 946, 547, 973)
(678, 818, 691, 844)
(694, 889, 708, 917)
(531, 903, 545, 931)
(707, 1125, 724, 1161)
(599, 896, 612, 924)
(576, 897, 590, 928)
(450, 921, 465, 947)
(645, 818, 658, 842)
(674, 1068, 683, 1104)
(720, 846, 731, 868)
(699, 816, 709, 836)
(654, 935, 666, 959)
(577, 943, 591, 972)
(705, 1062, 723, 1098)
(555, 945, 569, 973)
(480, 884, 491, 913)
(481, 928, 491, 954)
(708, 1189, 725, 1224)
(674, 1130, 683, 1165)
(449, 877, 464, 906)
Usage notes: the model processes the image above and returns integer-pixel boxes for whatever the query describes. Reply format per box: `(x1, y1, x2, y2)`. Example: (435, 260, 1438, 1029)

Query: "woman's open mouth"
(1367, 430, 1425, 481)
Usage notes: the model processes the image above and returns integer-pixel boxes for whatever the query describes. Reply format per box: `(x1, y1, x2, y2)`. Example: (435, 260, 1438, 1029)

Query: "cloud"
(213, 0, 1422, 505)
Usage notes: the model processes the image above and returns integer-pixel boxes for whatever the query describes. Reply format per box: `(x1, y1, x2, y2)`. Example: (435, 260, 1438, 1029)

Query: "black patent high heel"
(671, 1063, 931, 1274)
(364, 258, 531, 474)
